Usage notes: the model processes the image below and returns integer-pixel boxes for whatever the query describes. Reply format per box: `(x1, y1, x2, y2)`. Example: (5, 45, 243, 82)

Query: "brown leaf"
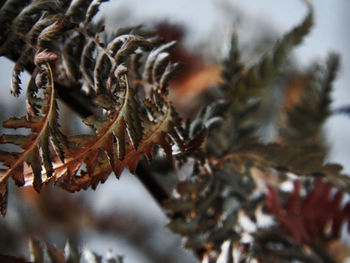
(267, 180, 350, 245)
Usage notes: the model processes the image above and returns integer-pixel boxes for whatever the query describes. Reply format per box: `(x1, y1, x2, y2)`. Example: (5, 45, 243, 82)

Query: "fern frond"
(142, 41, 177, 87)
(0, 0, 191, 196)
(0, 0, 111, 95)
(19, 55, 187, 193)
(221, 33, 243, 89)
(0, 0, 33, 47)
(280, 52, 340, 142)
(189, 100, 231, 138)
(0, 55, 66, 216)
(238, 7, 312, 89)
(65, 0, 94, 24)
(74, 30, 154, 95)
(235, 139, 325, 175)
(11, 61, 24, 96)
(165, 148, 350, 262)
(220, 7, 313, 145)
(62, 33, 85, 83)
(267, 180, 350, 246)
(165, 157, 259, 261)
(92, 34, 151, 94)
(54, 36, 187, 190)
(216, 138, 350, 194)
(0, 0, 63, 55)
(85, 74, 143, 167)
(84, 0, 109, 26)
(56, 80, 186, 192)
(80, 38, 98, 89)
(141, 92, 186, 161)
(25, 73, 144, 190)
(27, 239, 123, 263)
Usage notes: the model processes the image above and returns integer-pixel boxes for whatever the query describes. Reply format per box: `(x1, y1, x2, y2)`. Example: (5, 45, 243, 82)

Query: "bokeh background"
(0, 0, 350, 262)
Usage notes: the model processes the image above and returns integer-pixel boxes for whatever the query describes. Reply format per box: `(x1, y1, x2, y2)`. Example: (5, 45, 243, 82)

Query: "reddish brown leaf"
(267, 180, 350, 245)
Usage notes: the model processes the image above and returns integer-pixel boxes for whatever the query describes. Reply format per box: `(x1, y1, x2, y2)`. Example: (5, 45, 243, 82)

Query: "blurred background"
(0, 0, 349, 262)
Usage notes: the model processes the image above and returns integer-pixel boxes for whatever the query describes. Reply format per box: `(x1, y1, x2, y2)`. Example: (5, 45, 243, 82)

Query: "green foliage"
(219, 7, 313, 147)
(280, 52, 339, 142)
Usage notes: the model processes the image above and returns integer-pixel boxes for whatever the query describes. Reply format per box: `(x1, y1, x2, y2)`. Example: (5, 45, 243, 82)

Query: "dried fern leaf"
(66, 0, 95, 24)
(26, 71, 186, 192)
(0, 0, 192, 202)
(84, 0, 109, 26)
(0, 56, 67, 216)
(140, 92, 186, 162)
(49, 35, 186, 191)
(165, 157, 258, 261)
(0, 0, 110, 94)
(11, 62, 24, 96)
(0, 0, 63, 55)
(266, 180, 350, 263)
(81, 38, 98, 89)
(93, 48, 112, 93)
(60, 91, 185, 191)
(93, 34, 151, 93)
(165, 150, 349, 262)
(28, 239, 118, 263)
(0, 0, 191, 202)
(0, 0, 32, 47)
(143, 41, 177, 85)
(0, 0, 189, 193)
(86, 74, 143, 162)
(159, 62, 182, 95)
(62, 33, 85, 83)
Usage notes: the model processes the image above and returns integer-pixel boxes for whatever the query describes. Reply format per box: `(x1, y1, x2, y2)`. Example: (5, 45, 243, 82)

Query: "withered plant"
(0, 1, 349, 262)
